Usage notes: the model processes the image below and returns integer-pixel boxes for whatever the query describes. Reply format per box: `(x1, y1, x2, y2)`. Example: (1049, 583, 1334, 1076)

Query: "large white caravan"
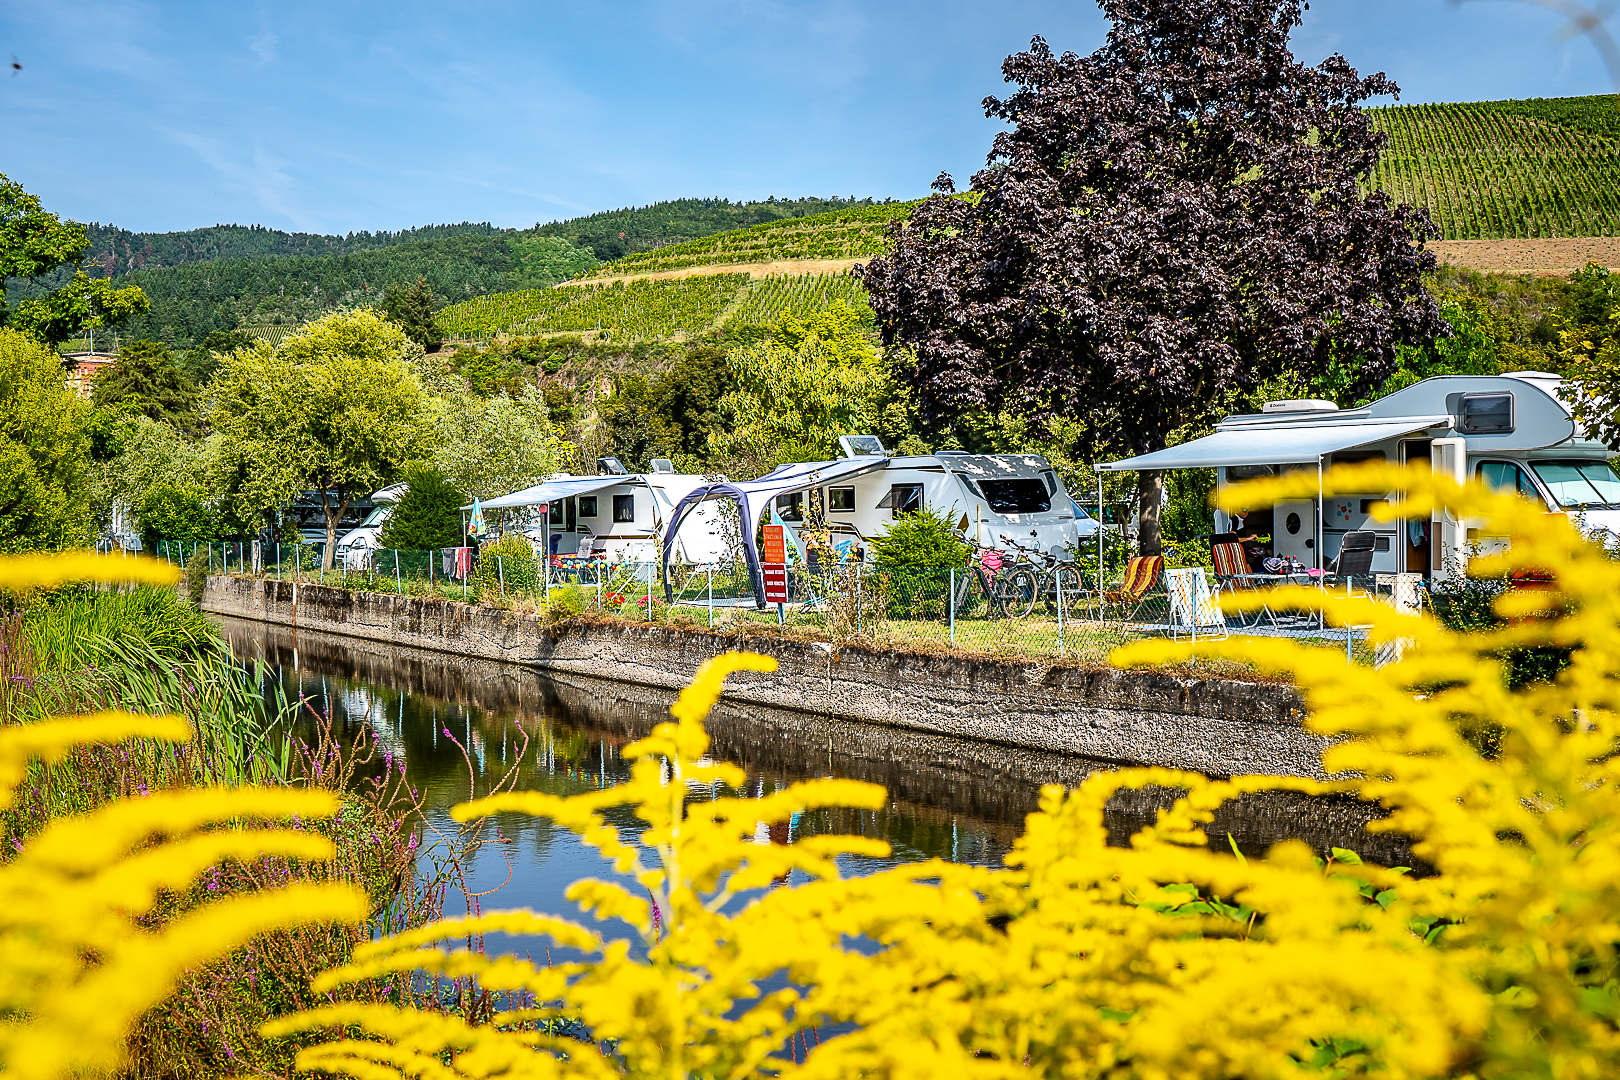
(476, 459, 729, 565)
(1097, 372, 1620, 578)
(660, 437, 1094, 599)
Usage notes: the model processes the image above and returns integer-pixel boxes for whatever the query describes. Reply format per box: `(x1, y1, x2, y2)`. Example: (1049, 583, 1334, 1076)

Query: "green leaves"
(10, 272, 151, 346)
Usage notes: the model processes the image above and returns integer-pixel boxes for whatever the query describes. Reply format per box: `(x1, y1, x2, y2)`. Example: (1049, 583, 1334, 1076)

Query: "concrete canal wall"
(201, 575, 1326, 778)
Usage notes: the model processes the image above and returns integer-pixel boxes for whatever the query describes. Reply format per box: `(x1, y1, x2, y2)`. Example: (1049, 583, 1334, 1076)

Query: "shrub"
(137, 481, 219, 551)
(185, 546, 209, 606)
(869, 506, 967, 569)
(378, 464, 464, 550)
(474, 535, 538, 594)
(545, 583, 589, 622)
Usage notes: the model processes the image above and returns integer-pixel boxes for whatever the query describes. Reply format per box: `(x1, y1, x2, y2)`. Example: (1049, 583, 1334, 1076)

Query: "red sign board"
(761, 524, 787, 564)
(762, 564, 789, 604)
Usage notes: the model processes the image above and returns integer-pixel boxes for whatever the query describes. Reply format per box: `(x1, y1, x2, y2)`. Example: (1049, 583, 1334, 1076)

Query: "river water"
(217, 617, 1411, 952)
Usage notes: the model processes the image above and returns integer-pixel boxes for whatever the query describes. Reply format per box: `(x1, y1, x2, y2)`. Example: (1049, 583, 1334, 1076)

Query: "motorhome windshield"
(977, 478, 1051, 514)
(1530, 461, 1620, 509)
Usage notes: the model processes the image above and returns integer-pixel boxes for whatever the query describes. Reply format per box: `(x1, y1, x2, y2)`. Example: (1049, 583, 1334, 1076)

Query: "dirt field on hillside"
(560, 258, 865, 286)
(1429, 238, 1620, 276)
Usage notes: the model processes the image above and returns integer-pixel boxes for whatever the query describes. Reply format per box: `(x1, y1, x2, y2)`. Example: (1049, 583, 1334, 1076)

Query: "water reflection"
(219, 616, 1416, 945)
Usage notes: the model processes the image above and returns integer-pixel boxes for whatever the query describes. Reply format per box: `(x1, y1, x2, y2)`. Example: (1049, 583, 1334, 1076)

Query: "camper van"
(767, 436, 1096, 557)
(1098, 373, 1620, 579)
(335, 483, 408, 569)
(479, 459, 729, 565)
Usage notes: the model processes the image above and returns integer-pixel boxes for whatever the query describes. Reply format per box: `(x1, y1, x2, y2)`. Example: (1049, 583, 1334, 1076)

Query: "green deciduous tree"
(178, 329, 256, 386)
(430, 385, 572, 502)
(709, 302, 888, 475)
(136, 482, 220, 550)
(210, 308, 427, 567)
(0, 328, 94, 551)
(382, 275, 444, 353)
(379, 464, 464, 549)
(1, 174, 151, 343)
(89, 340, 197, 427)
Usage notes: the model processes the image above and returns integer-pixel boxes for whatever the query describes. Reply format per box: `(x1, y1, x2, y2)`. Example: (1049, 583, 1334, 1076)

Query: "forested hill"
(79, 221, 502, 274)
(534, 196, 901, 261)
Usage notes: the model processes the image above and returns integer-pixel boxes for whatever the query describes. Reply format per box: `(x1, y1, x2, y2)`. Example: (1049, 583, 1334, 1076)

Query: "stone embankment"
(201, 575, 1325, 778)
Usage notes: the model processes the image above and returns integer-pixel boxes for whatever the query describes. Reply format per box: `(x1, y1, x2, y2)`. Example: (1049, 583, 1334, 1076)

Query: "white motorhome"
(1097, 373, 1620, 578)
(660, 437, 1094, 599)
(765, 436, 1096, 558)
(476, 458, 729, 565)
(336, 483, 408, 569)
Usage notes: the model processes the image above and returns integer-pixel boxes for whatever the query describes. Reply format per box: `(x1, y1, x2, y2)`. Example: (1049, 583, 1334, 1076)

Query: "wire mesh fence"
(157, 540, 1415, 665)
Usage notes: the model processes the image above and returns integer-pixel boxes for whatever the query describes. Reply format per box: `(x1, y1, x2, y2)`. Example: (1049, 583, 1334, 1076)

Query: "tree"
(90, 340, 197, 427)
(431, 385, 572, 502)
(379, 464, 464, 549)
(709, 302, 890, 475)
(0, 328, 94, 551)
(2, 173, 149, 344)
(649, 345, 733, 461)
(177, 328, 256, 386)
(598, 374, 678, 473)
(136, 482, 219, 550)
(856, 3, 1446, 554)
(209, 308, 426, 567)
(382, 275, 444, 352)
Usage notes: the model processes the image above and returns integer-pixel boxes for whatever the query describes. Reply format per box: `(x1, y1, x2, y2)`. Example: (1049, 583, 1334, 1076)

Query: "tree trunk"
(1137, 470, 1164, 557)
(319, 490, 351, 571)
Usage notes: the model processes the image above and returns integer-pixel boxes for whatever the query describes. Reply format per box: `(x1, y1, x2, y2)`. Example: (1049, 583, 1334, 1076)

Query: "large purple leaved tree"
(857, 0, 1447, 554)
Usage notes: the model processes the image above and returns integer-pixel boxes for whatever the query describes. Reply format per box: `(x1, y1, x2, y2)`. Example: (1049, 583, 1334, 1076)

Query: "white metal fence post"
(646, 563, 653, 621)
(1057, 567, 1066, 658)
(707, 563, 713, 628)
(394, 549, 402, 594)
(856, 564, 863, 634)
(498, 555, 505, 597)
(949, 568, 955, 647)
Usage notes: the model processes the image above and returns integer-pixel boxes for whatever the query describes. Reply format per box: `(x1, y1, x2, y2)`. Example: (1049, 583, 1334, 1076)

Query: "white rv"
(765, 436, 1096, 558)
(336, 483, 408, 569)
(660, 437, 1093, 601)
(1097, 372, 1619, 579)
(476, 458, 729, 565)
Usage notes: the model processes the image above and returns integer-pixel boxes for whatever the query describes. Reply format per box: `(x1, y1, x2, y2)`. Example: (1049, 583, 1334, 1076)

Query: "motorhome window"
(549, 501, 564, 526)
(1332, 450, 1387, 466)
(774, 491, 804, 522)
(1477, 462, 1540, 501)
(1529, 461, 1620, 509)
(1227, 464, 1276, 481)
(613, 494, 635, 522)
(1040, 470, 1059, 495)
(828, 486, 856, 512)
(978, 479, 1051, 514)
(1458, 392, 1515, 434)
(877, 484, 924, 517)
(579, 496, 598, 517)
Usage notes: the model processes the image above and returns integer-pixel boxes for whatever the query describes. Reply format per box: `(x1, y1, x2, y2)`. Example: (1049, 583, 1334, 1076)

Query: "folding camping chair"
(1326, 531, 1377, 597)
(1102, 555, 1165, 623)
(1165, 567, 1228, 640)
(1209, 533, 1276, 628)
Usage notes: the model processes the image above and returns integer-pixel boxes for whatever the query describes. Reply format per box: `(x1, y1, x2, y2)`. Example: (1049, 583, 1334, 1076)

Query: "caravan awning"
(465, 475, 634, 511)
(1095, 417, 1450, 472)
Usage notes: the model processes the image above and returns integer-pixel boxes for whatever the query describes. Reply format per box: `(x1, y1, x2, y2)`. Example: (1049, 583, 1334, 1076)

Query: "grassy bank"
(0, 584, 426, 1077)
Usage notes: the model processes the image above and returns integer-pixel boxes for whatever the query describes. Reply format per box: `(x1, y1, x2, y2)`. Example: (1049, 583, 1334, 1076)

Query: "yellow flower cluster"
(269, 465, 1620, 1078)
(0, 553, 368, 1079)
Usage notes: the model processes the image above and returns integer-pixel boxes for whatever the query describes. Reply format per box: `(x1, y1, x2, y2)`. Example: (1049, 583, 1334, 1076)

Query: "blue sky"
(1, 0, 1615, 235)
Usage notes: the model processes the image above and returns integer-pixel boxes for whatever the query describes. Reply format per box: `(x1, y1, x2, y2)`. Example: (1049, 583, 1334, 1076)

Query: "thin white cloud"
(163, 127, 316, 230)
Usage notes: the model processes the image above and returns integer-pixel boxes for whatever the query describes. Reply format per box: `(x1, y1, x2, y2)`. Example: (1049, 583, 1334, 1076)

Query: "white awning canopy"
(466, 474, 635, 511)
(1095, 417, 1450, 472)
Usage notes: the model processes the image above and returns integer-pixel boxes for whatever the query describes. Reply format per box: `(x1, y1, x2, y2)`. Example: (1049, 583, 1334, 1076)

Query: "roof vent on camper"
(597, 456, 628, 475)
(649, 458, 675, 473)
(1261, 399, 1339, 414)
(838, 434, 887, 459)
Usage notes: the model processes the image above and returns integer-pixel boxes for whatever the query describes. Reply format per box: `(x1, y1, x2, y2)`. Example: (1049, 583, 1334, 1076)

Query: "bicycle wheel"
(995, 567, 1039, 618)
(1044, 565, 1087, 617)
(954, 567, 995, 619)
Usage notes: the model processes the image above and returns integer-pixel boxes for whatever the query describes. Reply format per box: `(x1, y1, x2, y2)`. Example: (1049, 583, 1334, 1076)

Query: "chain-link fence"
(159, 540, 1415, 665)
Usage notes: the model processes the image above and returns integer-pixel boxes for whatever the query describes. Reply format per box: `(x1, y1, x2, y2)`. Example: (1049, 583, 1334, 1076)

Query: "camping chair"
(1165, 567, 1227, 640)
(1209, 533, 1273, 628)
(1102, 555, 1165, 623)
(1326, 531, 1377, 596)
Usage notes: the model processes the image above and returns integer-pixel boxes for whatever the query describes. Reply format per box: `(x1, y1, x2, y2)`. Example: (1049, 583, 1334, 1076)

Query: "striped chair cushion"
(1211, 542, 1249, 580)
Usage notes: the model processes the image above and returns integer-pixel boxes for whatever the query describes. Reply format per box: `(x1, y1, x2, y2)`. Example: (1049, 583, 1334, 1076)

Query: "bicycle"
(997, 534, 1089, 619)
(951, 541, 1039, 619)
